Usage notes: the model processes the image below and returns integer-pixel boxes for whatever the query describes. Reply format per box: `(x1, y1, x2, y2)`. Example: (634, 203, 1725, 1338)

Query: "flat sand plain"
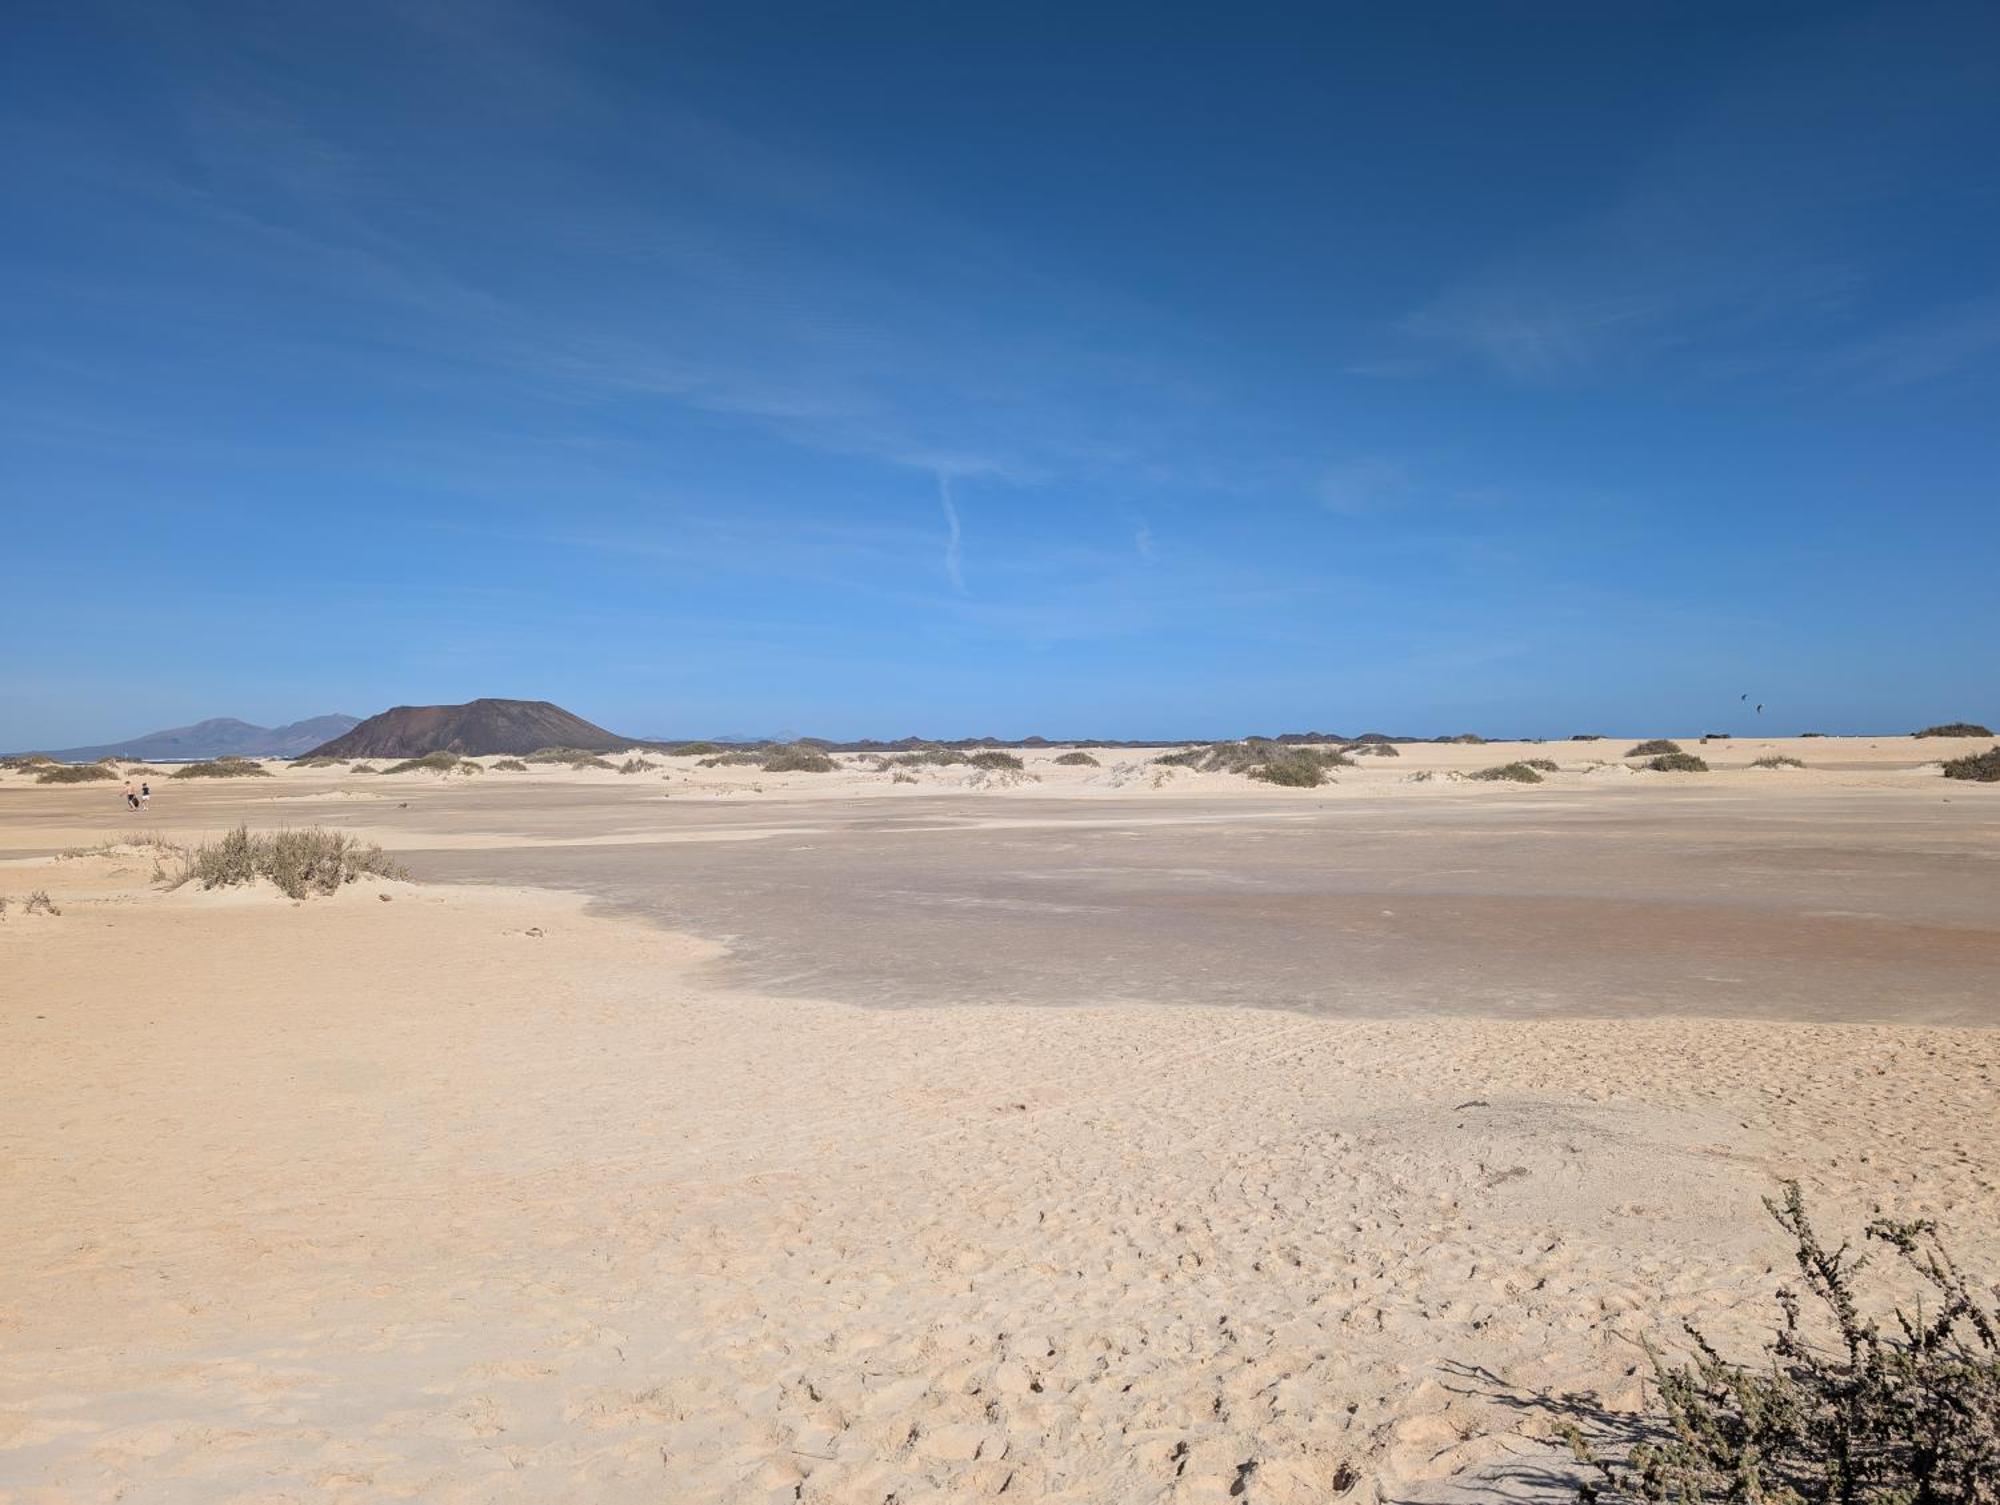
(2, 736, 1996, 1502)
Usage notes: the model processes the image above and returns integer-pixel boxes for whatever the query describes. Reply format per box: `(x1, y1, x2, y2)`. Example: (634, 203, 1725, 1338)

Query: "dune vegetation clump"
(382, 751, 481, 775)
(490, 758, 530, 772)
(1053, 750, 1100, 766)
(1645, 752, 1710, 772)
(2, 753, 59, 771)
(1941, 747, 2000, 783)
(1444, 733, 1486, 744)
(1566, 1184, 2000, 1504)
(1916, 722, 1993, 738)
(1346, 742, 1401, 757)
(666, 741, 725, 756)
(1753, 754, 1806, 769)
(1470, 762, 1545, 783)
(699, 750, 768, 767)
(1157, 741, 1352, 784)
(618, 756, 660, 774)
(288, 755, 345, 769)
(348, 762, 379, 773)
(35, 763, 118, 783)
(967, 750, 1024, 771)
(166, 825, 407, 899)
(170, 758, 272, 779)
(1523, 758, 1560, 772)
(761, 744, 837, 773)
(1627, 739, 1683, 758)
(526, 747, 616, 769)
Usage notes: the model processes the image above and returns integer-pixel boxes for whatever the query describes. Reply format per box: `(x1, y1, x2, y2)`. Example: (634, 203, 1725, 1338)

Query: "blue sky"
(5, 1, 1997, 745)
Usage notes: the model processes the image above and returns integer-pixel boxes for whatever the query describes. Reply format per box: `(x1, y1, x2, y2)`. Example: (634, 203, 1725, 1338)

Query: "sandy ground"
(2, 736, 1997, 1502)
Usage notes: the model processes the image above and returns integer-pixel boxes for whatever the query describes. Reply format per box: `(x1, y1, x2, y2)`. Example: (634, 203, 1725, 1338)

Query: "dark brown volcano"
(304, 699, 628, 758)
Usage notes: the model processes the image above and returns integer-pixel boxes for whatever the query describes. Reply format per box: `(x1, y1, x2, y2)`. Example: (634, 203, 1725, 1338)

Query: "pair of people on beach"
(123, 780, 149, 812)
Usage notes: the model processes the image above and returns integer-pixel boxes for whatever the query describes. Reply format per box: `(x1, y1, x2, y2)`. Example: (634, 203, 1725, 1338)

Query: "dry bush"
(1158, 742, 1351, 782)
(381, 751, 482, 775)
(490, 758, 530, 772)
(36, 763, 116, 783)
(1628, 739, 1684, 758)
(699, 750, 768, 767)
(618, 757, 660, 774)
(1523, 757, 1560, 772)
(1, 753, 58, 770)
(289, 755, 345, 769)
(170, 759, 272, 779)
(761, 744, 836, 773)
(967, 750, 1024, 771)
(1941, 747, 2000, 783)
(1347, 742, 1401, 757)
(1566, 1184, 2000, 1503)
(349, 762, 379, 773)
(23, 889, 61, 916)
(890, 745, 969, 768)
(1246, 753, 1331, 788)
(526, 748, 616, 769)
(1646, 752, 1710, 772)
(166, 825, 406, 899)
(1916, 723, 1993, 739)
(1754, 755, 1807, 769)
(1053, 751, 1100, 766)
(1471, 762, 1546, 783)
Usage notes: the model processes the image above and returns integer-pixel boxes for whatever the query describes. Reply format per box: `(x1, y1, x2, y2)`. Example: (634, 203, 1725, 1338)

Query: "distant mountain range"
(307, 699, 628, 758)
(43, 714, 361, 763)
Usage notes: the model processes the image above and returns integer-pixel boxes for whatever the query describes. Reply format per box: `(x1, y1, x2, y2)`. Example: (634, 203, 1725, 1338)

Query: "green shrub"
(349, 763, 378, 773)
(762, 745, 836, 773)
(1246, 754, 1328, 788)
(1159, 741, 1351, 779)
(36, 763, 117, 783)
(1523, 758, 1559, 772)
(491, 758, 530, 772)
(1646, 752, 1709, 772)
(1470, 762, 1545, 783)
(1916, 722, 1993, 738)
(1753, 754, 1806, 769)
(667, 741, 725, 756)
(1627, 739, 1683, 758)
(382, 751, 480, 775)
(967, 750, 1023, 771)
(1053, 750, 1099, 766)
(1941, 747, 2000, 783)
(166, 825, 406, 899)
(170, 759, 273, 779)
(699, 750, 767, 767)
(1566, 1184, 2000, 1504)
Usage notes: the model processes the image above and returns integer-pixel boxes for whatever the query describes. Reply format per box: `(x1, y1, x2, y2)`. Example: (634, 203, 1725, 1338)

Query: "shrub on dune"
(2, 753, 58, 771)
(170, 759, 272, 779)
(1645, 752, 1709, 772)
(526, 747, 616, 769)
(490, 758, 530, 772)
(1246, 753, 1329, 788)
(1053, 750, 1099, 766)
(1916, 722, 1993, 738)
(761, 744, 837, 773)
(1627, 739, 1683, 758)
(1941, 747, 2000, 783)
(349, 762, 379, 773)
(1346, 742, 1401, 757)
(1753, 754, 1806, 769)
(36, 763, 118, 783)
(967, 750, 1024, 771)
(618, 756, 660, 774)
(382, 751, 480, 775)
(1470, 762, 1545, 783)
(166, 825, 406, 899)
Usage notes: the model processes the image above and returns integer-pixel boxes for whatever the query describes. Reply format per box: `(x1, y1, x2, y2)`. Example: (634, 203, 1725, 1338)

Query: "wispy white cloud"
(1320, 458, 1414, 516)
(937, 473, 966, 594)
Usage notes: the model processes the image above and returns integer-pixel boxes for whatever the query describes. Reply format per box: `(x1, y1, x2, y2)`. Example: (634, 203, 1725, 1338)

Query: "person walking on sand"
(123, 780, 137, 811)
(139, 781, 150, 810)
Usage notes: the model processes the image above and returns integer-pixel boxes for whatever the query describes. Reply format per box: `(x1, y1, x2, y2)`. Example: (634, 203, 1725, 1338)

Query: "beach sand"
(2, 736, 1996, 1501)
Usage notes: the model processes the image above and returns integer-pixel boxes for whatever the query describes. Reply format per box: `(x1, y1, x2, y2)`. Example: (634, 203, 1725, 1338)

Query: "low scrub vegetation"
(1916, 722, 1993, 738)
(1346, 742, 1401, 757)
(667, 741, 725, 756)
(170, 758, 272, 779)
(967, 750, 1023, 771)
(288, 755, 345, 769)
(166, 825, 407, 899)
(1, 753, 58, 770)
(1053, 750, 1099, 766)
(382, 751, 481, 775)
(1523, 757, 1559, 771)
(618, 756, 660, 774)
(36, 763, 116, 783)
(1156, 741, 1353, 783)
(1566, 1183, 2000, 1504)
(526, 747, 617, 769)
(348, 762, 379, 773)
(1570, 734, 1604, 742)
(1470, 762, 1545, 783)
(1645, 752, 1710, 772)
(1627, 739, 1684, 758)
(1753, 754, 1806, 769)
(1444, 733, 1486, 744)
(1941, 746, 2000, 783)
(22, 889, 61, 916)
(490, 758, 530, 772)
(761, 744, 836, 773)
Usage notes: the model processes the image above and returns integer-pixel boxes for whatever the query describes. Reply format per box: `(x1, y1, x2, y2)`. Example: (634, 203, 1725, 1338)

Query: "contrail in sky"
(937, 473, 965, 593)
